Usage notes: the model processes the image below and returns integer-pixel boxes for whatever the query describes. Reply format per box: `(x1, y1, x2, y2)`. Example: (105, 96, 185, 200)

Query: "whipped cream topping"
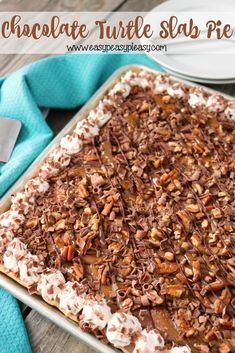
(109, 82, 131, 98)
(206, 93, 225, 112)
(0, 230, 14, 250)
(170, 346, 191, 353)
(89, 99, 113, 127)
(188, 89, 206, 107)
(122, 70, 150, 89)
(167, 83, 185, 98)
(25, 177, 50, 195)
(39, 162, 59, 179)
(11, 192, 35, 215)
(18, 253, 44, 286)
(60, 134, 82, 155)
(129, 76, 149, 89)
(48, 147, 71, 168)
(59, 281, 87, 316)
(38, 269, 65, 301)
(74, 116, 100, 140)
(81, 298, 112, 330)
(224, 101, 235, 120)
(154, 74, 170, 93)
(121, 70, 134, 83)
(0, 210, 25, 231)
(3, 238, 27, 273)
(133, 329, 165, 353)
(106, 312, 142, 348)
(139, 70, 155, 81)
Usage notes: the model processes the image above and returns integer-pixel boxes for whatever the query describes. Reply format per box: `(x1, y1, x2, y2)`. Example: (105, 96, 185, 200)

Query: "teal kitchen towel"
(0, 53, 162, 353)
(0, 53, 162, 196)
(0, 288, 32, 353)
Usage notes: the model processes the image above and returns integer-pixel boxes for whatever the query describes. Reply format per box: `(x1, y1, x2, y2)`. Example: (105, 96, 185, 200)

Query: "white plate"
(162, 66, 235, 84)
(145, 0, 235, 82)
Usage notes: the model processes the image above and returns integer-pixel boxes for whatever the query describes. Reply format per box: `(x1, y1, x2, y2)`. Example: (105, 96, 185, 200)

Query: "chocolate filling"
(12, 76, 235, 352)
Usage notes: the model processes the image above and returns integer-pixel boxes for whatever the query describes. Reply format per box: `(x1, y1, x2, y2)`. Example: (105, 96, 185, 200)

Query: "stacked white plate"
(145, 0, 235, 84)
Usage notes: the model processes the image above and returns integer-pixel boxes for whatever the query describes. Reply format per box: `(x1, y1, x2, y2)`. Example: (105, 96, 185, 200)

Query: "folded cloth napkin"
(0, 53, 162, 353)
(0, 289, 32, 353)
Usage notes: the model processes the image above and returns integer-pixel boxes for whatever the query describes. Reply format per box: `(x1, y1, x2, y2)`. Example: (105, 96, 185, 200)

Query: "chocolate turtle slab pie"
(0, 68, 235, 353)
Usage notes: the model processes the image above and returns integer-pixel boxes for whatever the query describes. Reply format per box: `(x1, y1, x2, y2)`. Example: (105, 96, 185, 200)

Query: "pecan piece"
(166, 284, 185, 298)
(101, 201, 113, 216)
(78, 183, 88, 198)
(177, 210, 191, 230)
(218, 342, 231, 353)
(205, 281, 225, 291)
(55, 236, 64, 249)
(185, 203, 201, 213)
(25, 217, 38, 229)
(186, 328, 198, 338)
(55, 219, 67, 231)
(61, 245, 75, 261)
(72, 262, 84, 280)
(164, 252, 174, 261)
(158, 262, 178, 274)
(192, 259, 201, 282)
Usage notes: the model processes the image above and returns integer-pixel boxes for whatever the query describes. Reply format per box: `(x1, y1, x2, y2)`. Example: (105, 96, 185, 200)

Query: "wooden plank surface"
(1, 0, 235, 352)
(0, 0, 127, 76)
(25, 311, 95, 353)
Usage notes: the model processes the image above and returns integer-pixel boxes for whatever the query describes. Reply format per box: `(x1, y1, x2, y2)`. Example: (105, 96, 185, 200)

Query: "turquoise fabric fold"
(0, 54, 162, 196)
(0, 288, 32, 353)
(0, 53, 162, 353)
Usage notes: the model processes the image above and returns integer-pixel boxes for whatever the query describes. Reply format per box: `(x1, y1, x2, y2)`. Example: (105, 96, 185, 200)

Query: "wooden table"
(0, 1, 235, 352)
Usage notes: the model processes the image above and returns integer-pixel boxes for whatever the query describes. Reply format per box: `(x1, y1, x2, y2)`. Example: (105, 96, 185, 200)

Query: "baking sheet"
(0, 64, 234, 353)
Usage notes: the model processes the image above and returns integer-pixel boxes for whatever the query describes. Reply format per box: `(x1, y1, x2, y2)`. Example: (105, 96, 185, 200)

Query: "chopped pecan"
(192, 259, 201, 282)
(205, 328, 216, 341)
(158, 262, 178, 274)
(55, 219, 67, 231)
(205, 281, 225, 291)
(214, 299, 224, 314)
(25, 218, 38, 229)
(177, 210, 191, 230)
(150, 228, 163, 240)
(77, 182, 88, 198)
(191, 233, 201, 248)
(61, 245, 75, 261)
(108, 242, 122, 254)
(185, 328, 198, 338)
(218, 342, 231, 353)
(72, 262, 84, 280)
(211, 208, 222, 219)
(101, 201, 113, 216)
(186, 204, 201, 213)
(166, 284, 185, 298)
(55, 236, 64, 249)
(164, 252, 174, 261)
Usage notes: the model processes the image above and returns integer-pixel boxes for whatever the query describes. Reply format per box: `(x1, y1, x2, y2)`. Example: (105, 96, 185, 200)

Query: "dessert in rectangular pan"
(0, 67, 235, 353)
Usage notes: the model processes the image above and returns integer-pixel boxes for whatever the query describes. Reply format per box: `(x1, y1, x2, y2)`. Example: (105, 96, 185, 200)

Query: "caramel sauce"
(207, 115, 220, 129)
(155, 95, 175, 111)
(123, 189, 136, 205)
(100, 284, 113, 296)
(82, 254, 101, 264)
(120, 179, 132, 190)
(150, 307, 181, 342)
(101, 141, 116, 166)
(68, 165, 85, 177)
(126, 112, 139, 125)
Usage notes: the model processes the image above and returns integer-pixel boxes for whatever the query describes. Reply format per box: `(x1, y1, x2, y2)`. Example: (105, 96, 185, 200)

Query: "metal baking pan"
(0, 64, 234, 353)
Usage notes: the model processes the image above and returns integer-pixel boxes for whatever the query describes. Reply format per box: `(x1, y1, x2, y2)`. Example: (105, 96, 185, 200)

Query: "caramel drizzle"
(110, 101, 234, 341)
(82, 126, 157, 329)
(143, 104, 234, 340)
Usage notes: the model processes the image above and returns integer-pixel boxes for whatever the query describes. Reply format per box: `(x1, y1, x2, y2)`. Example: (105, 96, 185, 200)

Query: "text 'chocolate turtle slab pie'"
(0, 68, 235, 353)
